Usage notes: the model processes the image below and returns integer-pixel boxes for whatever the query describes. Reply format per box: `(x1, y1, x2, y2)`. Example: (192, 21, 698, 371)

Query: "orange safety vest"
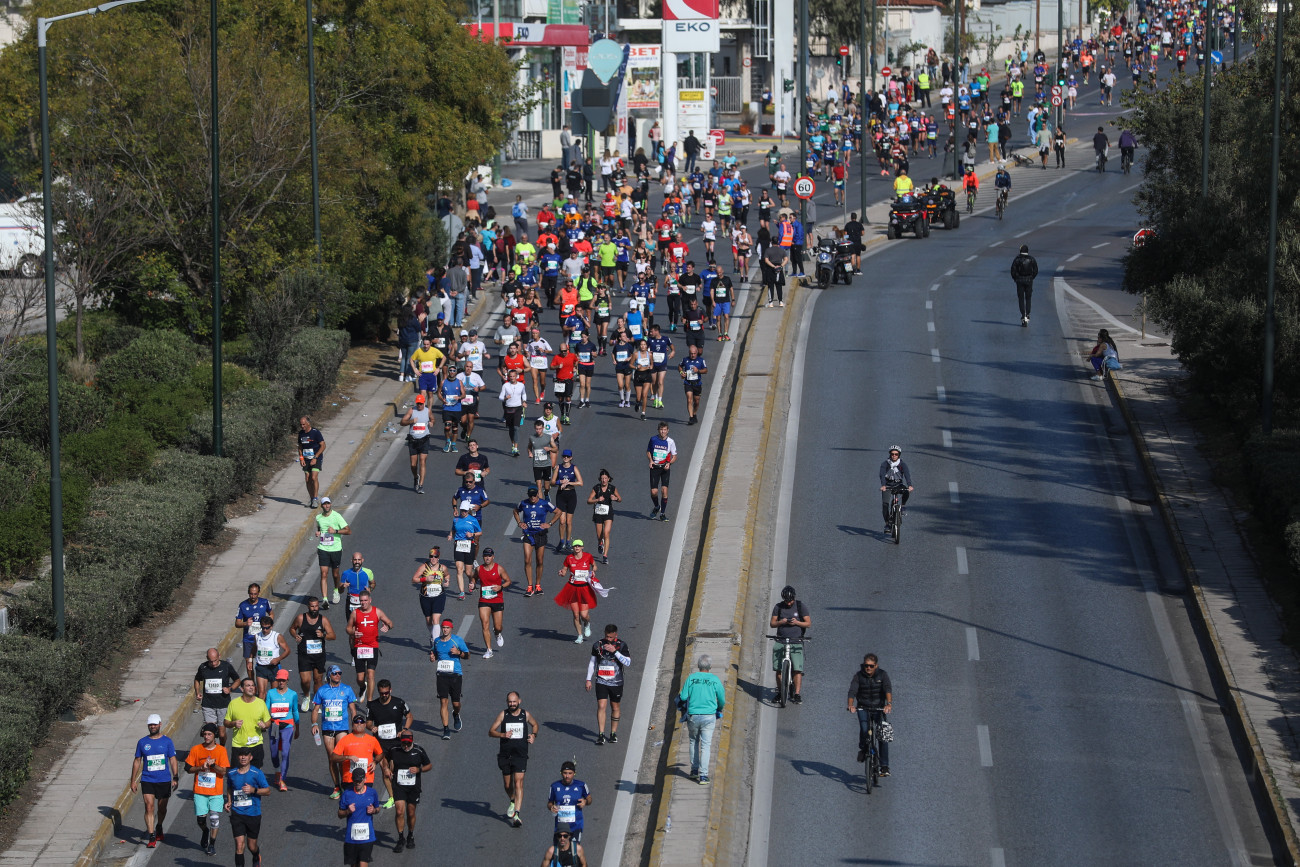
(779, 222, 794, 247)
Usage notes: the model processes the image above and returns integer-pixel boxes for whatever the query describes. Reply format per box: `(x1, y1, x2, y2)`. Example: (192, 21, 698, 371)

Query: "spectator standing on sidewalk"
(683, 131, 702, 174)
(678, 655, 725, 785)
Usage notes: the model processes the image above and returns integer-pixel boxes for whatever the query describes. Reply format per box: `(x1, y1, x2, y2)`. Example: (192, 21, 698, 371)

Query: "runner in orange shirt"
(184, 724, 229, 855)
(332, 714, 388, 801)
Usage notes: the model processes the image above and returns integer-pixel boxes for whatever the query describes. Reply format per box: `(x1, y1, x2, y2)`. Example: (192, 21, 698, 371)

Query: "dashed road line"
(949, 482, 960, 503)
(964, 255, 978, 262)
(936, 386, 946, 402)
(1014, 229, 1032, 238)
(989, 241, 1003, 248)
(977, 725, 994, 766)
(1055, 265, 1065, 272)
(1067, 253, 1082, 262)
(1078, 202, 1097, 212)
(1092, 242, 1110, 249)
(956, 546, 968, 574)
(927, 322, 935, 332)
(931, 349, 941, 362)
(926, 300, 933, 309)
(991, 848, 1007, 867)
(967, 627, 981, 661)
(942, 429, 952, 448)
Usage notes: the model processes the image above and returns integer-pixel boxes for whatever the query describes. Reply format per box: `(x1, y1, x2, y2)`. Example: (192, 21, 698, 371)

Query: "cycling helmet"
(780, 585, 797, 602)
(888, 445, 902, 453)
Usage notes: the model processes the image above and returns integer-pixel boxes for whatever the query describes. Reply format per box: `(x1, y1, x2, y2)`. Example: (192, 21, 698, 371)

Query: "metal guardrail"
(506, 130, 540, 162)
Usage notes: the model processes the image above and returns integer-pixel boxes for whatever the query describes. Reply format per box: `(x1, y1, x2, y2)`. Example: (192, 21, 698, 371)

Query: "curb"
(72, 296, 502, 867)
(646, 281, 805, 866)
(1106, 370, 1300, 866)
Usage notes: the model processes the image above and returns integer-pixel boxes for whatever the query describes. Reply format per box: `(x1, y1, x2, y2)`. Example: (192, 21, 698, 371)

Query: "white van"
(0, 202, 44, 279)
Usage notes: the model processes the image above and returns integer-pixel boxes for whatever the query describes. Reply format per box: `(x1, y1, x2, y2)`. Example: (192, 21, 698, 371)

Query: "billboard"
(625, 45, 661, 111)
(663, 0, 720, 18)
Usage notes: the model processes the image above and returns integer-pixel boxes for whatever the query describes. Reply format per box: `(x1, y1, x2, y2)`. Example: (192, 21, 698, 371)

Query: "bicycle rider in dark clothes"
(879, 445, 914, 533)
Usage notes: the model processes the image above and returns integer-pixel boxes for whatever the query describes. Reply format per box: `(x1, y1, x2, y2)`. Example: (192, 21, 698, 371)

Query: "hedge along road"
(107, 291, 749, 862)
(752, 138, 1276, 865)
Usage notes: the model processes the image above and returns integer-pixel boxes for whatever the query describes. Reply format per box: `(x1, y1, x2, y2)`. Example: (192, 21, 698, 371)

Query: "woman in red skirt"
(554, 540, 598, 644)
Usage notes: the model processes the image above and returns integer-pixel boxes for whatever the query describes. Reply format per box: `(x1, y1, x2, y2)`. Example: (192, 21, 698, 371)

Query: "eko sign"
(662, 0, 719, 52)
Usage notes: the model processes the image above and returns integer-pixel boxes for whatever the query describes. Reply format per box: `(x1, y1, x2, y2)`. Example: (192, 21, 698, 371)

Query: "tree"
(1123, 16, 1300, 425)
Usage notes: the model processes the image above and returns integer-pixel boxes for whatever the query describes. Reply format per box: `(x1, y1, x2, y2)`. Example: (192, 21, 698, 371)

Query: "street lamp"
(37, 0, 150, 641)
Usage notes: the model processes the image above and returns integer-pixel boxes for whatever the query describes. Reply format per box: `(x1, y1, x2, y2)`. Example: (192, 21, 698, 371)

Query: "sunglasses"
(556, 834, 572, 839)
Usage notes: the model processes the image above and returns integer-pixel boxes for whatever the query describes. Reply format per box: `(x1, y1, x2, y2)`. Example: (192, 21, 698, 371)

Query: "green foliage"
(187, 382, 295, 493)
(189, 361, 260, 404)
(0, 471, 91, 580)
(270, 329, 349, 419)
(0, 438, 44, 509)
(69, 480, 207, 612)
(95, 330, 199, 396)
(62, 417, 157, 487)
(145, 449, 235, 541)
(1123, 17, 1300, 428)
(0, 695, 36, 809)
(0, 634, 90, 722)
(5, 370, 108, 452)
(247, 267, 350, 377)
(119, 383, 207, 447)
(55, 309, 142, 361)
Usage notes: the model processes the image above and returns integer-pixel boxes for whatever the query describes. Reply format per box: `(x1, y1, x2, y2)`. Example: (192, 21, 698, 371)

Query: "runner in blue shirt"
(547, 760, 592, 842)
(449, 508, 482, 599)
(338, 769, 380, 863)
(225, 749, 269, 863)
(515, 488, 557, 596)
(451, 476, 490, 521)
(339, 555, 374, 621)
(646, 325, 675, 411)
(132, 714, 178, 848)
(235, 583, 272, 678)
(647, 422, 678, 521)
(311, 665, 359, 799)
(430, 619, 471, 739)
(439, 368, 466, 454)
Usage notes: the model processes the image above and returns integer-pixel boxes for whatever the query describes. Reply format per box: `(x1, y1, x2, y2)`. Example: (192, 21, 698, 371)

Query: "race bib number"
(205, 678, 224, 695)
(411, 423, 427, 435)
(505, 722, 524, 739)
(615, 351, 630, 363)
(594, 503, 610, 516)
(397, 768, 417, 786)
(377, 723, 397, 740)
(324, 700, 344, 722)
(481, 585, 500, 600)
(596, 305, 610, 317)
(572, 568, 590, 585)
(629, 324, 642, 338)
(530, 356, 548, 369)
(423, 580, 443, 598)
(462, 393, 475, 405)
(688, 320, 701, 330)
(197, 772, 217, 789)
(534, 449, 548, 461)
(557, 804, 577, 823)
(420, 361, 435, 372)
(348, 594, 361, 608)
(686, 369, 699, 381)
(350, 757, 369, 774)
(455, 539, 473, 553)
(436, 659, 455, 674)
(270, 702, 290, 718)
(355, 646, 375, 659)
(232, 793, 252, 809)
(319, 533, 334, 546)
(306, 639, 323, 655)
(555, 380, 568, 395)
(652, 447, 668, 463)
(350, 822, 370, 841)
(579, 352, 592, 364)
(146, 755, 167, 772)
(651, 352, 665, 364)
(257, 648, 274, 663)
(301, 449, 315, 460)
(598, 663, 618, 679)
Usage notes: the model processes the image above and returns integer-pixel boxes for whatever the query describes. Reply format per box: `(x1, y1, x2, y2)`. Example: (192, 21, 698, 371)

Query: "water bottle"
(665, 815, 671, 832)
(314, 727, 322, 747)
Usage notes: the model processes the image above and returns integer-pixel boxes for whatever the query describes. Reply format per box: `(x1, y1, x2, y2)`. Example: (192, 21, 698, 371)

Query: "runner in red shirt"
(346, 591, 393, 703)
(668, 234, 690, 272)
(550, 344, 580, 423)
(655, 217, 674, 269)
(469, 548, 513, 658)
(554, 540, 598, 644)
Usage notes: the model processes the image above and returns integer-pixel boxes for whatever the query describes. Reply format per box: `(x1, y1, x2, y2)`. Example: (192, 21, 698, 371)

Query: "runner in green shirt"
(315, 497, 351, 609)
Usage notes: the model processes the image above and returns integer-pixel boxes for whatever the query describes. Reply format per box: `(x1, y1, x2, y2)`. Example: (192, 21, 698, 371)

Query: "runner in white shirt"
(456, 366, 487, 441)
(499, 369, 527, 456)
(526, 329, 553, 405)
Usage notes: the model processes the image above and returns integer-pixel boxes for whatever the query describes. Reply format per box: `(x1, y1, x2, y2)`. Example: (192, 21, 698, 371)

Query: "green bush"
(0, 634, 89, 721)
(0, 695, 37, 808)
(1242, 430, 1300, 533)
(9, 379, 109, 452)
(56, 309, 142, 361)
(145, 449, 235, 541)
(62, 417, 157, 487)
(95, 330, 198, 395)
(0, 439, 45, 509)
(0, 472, 92, 581)
(189, 361, 260, 405)
(112, 382, 206, 447)
(270, 328, 349, 418)
(187, 383, 294, 493)
(11, 561, 144, 651)
(69, 480, 207, 612)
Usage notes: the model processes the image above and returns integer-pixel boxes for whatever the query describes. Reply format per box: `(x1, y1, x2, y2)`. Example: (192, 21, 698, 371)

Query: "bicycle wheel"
(867, 747, 879, 792)
(891, 503, 901, 544)
(778, 656, 791, 709)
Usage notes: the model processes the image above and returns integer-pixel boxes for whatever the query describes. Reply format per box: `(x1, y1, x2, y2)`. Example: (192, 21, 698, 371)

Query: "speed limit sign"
(1051, 94, 1064, 106)
(794, 175, 816, 199)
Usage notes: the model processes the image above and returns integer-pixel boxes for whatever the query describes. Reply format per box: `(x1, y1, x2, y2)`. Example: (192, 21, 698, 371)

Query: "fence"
(506, 130, 541, 162)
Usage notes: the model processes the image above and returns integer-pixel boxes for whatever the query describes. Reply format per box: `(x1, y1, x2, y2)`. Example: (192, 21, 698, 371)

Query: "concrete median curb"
(1106, 370, 1300, 866)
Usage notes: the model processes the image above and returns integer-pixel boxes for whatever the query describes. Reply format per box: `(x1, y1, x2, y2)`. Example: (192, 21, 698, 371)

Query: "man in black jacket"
(847, 654, 893, 773)
(683, 131, 702, 173)
(1010, 244, 1039, 326)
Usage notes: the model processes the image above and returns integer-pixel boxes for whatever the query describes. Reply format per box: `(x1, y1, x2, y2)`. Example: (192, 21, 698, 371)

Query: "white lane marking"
(942, 429, 952, 448)
(604, 290, 751, 867)
(931, 349, 941, 362)
(977, 725, 993, 766)
(1056, 278, 1143, 336)
(1056, 265, 1065, 272)
(1092, 242, 1110, 249)
(934, 280, 946, 288)
(1067, 253, 1082, 262)
(991, 848, 1007, 867)
(1015, 229, 1032, 238)
(457, 615, 473, 638)
(928, 322, 936, 332)
(936, 386, 946, 402)
(926, 300, 933, 309)
(965, 255, 978, 262)
(941, 270, 954, 279)
(1078, 202, 1097, 212)
(949, 482, 960, 503)
(956, 546, 968, 574)
(967, 627, 980, 661)
(989, 241, 1003, 248)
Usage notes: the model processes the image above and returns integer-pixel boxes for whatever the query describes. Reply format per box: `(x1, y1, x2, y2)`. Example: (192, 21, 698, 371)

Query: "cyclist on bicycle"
(847, 654, 893, 776)
(994, 164, 1012, 207)
(1118, 128, 1137, 169)
(879, 445, 913, 534)
(769, 586, 811, 704)
(962, 168, 978, 204)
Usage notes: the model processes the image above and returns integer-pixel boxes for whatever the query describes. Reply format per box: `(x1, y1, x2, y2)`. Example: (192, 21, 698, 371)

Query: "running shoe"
(609, 732, 618, 743)
(596, 733, 606, 745)
(330, 787, 342, 799)
(496, 632, 504, 648)
(331, 588, 341, 605)
(507, 801, 517, 819)
(382, 796, 395, 809)
(453, 710, 462, 732)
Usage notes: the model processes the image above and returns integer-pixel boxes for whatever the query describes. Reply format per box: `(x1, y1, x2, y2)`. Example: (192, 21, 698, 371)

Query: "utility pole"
(1262, 0, 1285, 433)
(870, 0, 877, 91)
(1201, 0, 1215, 197)
(1035, 0, 1041, 54)
(1055, 0, 1062, 130)
(211, 0, 223, 457)
(860, 0, 867, 220)
(798, 0, 808, 226)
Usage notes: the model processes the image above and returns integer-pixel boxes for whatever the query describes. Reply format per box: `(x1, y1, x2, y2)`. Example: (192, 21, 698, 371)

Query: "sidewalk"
(0, 295, 499, 867)
(1064, 293, 1300, 861)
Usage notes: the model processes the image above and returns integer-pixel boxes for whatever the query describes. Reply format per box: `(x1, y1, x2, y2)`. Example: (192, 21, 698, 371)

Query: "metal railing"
(712, 76, 742, 113)
(506, 130, 540, 162)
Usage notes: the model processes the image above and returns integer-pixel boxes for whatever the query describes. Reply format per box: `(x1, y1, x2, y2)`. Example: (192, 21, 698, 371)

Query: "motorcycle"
(814, 237, 855, 288)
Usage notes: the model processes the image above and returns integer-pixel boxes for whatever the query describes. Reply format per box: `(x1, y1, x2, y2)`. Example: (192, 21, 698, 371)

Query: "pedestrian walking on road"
(1010, 244, 1039, 326)
(677, 655, 725, 785)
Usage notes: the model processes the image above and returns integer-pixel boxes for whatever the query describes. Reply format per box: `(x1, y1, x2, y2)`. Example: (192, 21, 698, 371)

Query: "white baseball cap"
(147, 713, 162, 725)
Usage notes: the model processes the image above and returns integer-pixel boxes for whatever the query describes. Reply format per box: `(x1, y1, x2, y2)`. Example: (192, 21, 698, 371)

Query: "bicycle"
(855, 706, 887, 793)
(885, 483, 908, 544)
(767, 635, 809, 708)
(1120, 147, 1134, 174)
(995, 188, 1008, 220)
(965, 188, 976, 214)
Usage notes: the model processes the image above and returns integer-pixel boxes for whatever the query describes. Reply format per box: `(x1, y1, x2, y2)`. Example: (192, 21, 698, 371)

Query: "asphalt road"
(760, 142, 1276, 865)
